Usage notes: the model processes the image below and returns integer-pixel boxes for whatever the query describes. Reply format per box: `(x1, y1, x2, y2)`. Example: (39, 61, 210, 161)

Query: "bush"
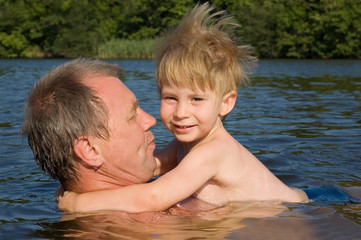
(97, 39, 155, 59)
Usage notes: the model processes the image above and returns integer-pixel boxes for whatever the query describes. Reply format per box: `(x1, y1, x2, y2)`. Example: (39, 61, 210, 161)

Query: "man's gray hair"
(22, 58, 124, 186)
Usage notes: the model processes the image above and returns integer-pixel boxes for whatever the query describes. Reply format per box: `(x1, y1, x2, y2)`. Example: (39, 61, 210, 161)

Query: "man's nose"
(139, 108, 156, 130)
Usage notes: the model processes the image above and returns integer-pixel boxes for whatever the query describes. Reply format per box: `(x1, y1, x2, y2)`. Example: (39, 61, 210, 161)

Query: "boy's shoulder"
(191, 131, 241, 160)
(207, 129, 240, 150)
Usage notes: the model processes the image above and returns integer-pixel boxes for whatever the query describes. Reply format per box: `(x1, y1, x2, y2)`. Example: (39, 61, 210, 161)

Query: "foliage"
(214, 0, 361, 58)
(97, 39, 155, 59)
(0, 0, 360, 58)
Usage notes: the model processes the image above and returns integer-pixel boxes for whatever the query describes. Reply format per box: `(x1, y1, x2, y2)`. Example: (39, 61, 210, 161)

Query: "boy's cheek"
(160, 107, 172, 119)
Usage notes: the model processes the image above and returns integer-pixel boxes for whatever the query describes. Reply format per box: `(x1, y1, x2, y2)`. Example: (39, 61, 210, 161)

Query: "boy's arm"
(58, 145, 218, 213)
(153, 138, 179, 176)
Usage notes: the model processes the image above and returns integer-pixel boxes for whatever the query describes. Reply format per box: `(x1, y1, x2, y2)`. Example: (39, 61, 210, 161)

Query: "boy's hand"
(56, 185, 78, 212)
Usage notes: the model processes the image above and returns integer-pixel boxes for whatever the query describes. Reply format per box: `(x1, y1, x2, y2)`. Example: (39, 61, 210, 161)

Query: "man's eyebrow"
(128, 100, 139, 120)
(132, 100, 139, 112)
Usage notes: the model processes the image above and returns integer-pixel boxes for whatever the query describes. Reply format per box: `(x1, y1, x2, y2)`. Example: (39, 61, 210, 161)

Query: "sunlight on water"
(0, 59, 360, 239)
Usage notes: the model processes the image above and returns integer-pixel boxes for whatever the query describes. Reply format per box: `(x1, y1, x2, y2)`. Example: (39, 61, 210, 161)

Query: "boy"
(58, 3, 308, 213)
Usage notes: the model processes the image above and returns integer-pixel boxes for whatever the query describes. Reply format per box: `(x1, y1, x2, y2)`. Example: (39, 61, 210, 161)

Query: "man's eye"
(129, 114, 136, 121)
(129, 111, 138, 121)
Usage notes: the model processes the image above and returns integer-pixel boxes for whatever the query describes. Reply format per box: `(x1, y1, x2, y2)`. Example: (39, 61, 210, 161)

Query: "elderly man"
(23, 58, 162, 193)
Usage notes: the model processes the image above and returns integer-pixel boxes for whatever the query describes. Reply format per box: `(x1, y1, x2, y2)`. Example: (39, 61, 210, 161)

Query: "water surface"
(0, 59, 360, 239)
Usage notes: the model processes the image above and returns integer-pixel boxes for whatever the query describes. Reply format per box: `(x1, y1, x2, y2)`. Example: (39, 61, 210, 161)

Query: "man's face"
(87, 76, 157, 185)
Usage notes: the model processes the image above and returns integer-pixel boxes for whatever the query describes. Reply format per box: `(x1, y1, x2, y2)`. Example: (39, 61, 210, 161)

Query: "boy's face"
(160, 81, 223, 146)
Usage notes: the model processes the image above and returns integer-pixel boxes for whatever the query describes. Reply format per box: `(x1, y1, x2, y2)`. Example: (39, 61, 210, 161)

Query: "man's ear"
(219, 90, 237, 117)
(73, 137, 104, 168)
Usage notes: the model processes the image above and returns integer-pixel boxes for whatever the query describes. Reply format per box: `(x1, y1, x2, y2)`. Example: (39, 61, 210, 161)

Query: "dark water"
(0, 59, 360, 239)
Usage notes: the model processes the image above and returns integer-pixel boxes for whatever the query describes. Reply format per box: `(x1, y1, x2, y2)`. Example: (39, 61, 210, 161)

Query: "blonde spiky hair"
(155, 2, 256, 97)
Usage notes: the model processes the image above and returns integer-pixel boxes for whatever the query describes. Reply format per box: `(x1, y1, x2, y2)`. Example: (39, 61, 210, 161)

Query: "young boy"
(58, 3, 308, 213)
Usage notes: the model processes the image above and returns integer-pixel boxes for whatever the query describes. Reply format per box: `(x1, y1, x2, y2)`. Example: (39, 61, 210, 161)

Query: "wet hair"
(22, 58, 124, 186)
(155, 2, 257, 98)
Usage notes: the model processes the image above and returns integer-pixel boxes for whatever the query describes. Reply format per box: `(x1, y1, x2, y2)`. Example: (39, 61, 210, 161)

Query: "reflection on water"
(32, 202, 312, 240)
(0, 59, 360, 239)
(30, 201, 361, 240)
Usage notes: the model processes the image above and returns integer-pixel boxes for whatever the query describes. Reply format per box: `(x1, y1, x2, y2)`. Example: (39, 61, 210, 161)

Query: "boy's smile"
(173, 123, 196, 132)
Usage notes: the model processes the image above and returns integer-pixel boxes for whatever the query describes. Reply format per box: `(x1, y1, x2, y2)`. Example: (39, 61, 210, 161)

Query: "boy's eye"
(164, 96, 177, 101)
(192, 97, 203, 101)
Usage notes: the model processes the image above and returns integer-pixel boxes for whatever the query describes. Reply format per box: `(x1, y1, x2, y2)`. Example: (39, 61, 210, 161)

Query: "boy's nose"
(174, 101, 189, 118)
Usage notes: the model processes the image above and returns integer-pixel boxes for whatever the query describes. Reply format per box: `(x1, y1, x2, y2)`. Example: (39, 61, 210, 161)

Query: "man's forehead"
(87, 76, 133, 103)
(84, 75, 137, 111)
(84, 75, 122, 90)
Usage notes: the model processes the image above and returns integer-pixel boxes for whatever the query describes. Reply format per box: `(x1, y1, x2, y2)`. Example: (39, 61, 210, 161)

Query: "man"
(22, 58, 158, 193)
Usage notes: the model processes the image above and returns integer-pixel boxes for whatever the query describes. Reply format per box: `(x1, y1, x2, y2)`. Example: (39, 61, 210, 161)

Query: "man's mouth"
(148, 135, 155, 147)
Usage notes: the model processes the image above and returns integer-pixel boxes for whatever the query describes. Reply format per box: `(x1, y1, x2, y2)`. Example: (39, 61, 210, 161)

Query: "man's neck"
(66, 168, 132, 193)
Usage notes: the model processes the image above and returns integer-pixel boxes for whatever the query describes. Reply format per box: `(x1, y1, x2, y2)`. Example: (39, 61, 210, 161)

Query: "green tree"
(118, 0, 195, 39)
(0, 0, 360, 58)
(0, 0, 38, 57)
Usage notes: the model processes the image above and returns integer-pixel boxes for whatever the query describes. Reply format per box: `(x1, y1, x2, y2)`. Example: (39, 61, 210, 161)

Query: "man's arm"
(58, 144, 219, 213)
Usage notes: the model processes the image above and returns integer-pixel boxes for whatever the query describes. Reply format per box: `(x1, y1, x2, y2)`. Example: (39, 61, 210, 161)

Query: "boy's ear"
(219, 90, 237, 117)
(73, 136, 104, 168)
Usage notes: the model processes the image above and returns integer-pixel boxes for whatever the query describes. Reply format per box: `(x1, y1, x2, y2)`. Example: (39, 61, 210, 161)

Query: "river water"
(0, 59, 360, 239)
